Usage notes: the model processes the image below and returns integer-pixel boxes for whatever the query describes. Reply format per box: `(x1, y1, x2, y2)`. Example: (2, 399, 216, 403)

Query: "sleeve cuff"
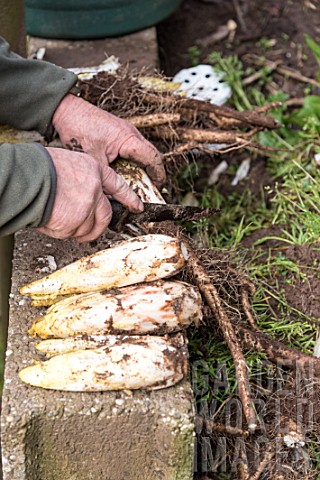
(32, 143, 57, 227)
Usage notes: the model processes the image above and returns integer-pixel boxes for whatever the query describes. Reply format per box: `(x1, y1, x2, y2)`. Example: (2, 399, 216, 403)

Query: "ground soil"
(157, 0, 320, 83)
(157, 0, 320, 315)
(156, 1, 320, 478)
(156, 0, 320, 316)
(157, 0, 320, 204)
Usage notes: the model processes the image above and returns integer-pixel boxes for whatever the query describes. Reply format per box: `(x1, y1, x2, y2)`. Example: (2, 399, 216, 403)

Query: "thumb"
(101, 165, 143, 213)
(119, 136, 166, 187)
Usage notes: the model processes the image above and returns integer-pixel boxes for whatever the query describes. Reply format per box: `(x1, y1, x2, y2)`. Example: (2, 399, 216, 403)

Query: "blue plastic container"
(26, 0, 183, 39)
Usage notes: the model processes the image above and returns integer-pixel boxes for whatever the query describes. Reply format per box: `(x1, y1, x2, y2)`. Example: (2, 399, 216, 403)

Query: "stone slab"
(28, 27, 159, 71)
(1, 230, 195, 480)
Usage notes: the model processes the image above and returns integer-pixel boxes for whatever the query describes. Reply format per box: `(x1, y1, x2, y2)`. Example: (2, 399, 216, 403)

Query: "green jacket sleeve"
(0, 36, 77, 137)
(0, 37, 78, 236)
(0, 143, 56, 236)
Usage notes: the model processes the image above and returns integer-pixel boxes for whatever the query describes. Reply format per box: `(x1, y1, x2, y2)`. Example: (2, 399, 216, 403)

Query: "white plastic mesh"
(172, 64, 231, 106)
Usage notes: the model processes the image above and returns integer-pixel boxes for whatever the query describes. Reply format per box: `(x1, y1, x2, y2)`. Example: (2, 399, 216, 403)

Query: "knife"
(109, 199, 219, 231)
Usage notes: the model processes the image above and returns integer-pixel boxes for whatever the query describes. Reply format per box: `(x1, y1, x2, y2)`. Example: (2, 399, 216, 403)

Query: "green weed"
(186, 46, 202, 67)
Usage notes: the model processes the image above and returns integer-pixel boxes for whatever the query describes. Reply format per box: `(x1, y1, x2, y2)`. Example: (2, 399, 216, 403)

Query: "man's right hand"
(37, 147, 143, 242)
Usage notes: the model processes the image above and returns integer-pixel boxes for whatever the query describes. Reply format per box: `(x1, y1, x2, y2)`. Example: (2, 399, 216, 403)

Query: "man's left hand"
(52, 94, 166, 187)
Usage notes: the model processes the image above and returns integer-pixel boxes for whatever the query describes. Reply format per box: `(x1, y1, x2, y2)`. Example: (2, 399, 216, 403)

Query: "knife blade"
(109, 200, 220, 231)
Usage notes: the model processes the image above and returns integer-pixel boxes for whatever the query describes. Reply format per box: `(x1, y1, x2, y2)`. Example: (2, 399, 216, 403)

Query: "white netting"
(172, 64, 231, 106)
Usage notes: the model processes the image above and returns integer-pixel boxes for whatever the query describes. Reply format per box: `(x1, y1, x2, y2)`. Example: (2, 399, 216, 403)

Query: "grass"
(183, 41, 320, 476)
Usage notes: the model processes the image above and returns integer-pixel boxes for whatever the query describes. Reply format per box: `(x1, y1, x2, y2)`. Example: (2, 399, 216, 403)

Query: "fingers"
(38, 196, 112, 243)
(53, 95, 166, 188)
(39, 147, 144, 244)
(101, 165, 144, 213)
(119, 135, 166, 188)
(37, 225, 76, 240)
(72, 209, 95, 238)
(40, 148, 116, 242)
(75, 194, 113, 243)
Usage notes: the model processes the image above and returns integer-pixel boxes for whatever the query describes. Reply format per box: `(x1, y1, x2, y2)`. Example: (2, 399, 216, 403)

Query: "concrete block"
(28, 27, 159, 71)
(1, 230, 195, 480)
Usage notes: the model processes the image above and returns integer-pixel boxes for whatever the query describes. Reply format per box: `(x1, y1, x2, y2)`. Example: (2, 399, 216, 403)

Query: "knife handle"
(109, 200, 128, 230)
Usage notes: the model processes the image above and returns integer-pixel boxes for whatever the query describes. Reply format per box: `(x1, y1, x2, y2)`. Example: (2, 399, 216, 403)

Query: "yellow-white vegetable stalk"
(138, 76, 182, 93)
(19, 334, 188, 391)
(20, 234, 187, 304)
(29, 280, 202, 339)
(113, 159, 166, 204)
(35, 335, 110, 355)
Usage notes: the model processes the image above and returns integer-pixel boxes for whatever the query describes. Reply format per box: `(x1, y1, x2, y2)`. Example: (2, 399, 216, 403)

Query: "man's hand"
(37, 147, 143, 242)
(52, 94, 166, 187)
